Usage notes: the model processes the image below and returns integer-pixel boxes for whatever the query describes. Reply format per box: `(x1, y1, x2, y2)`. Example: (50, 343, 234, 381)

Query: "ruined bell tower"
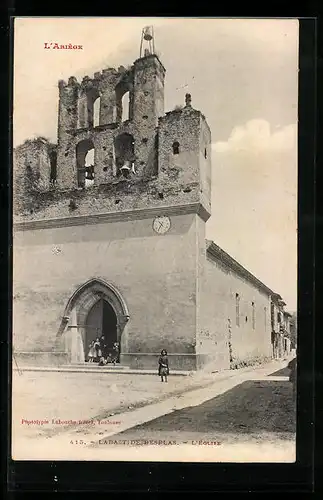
(14, 26, 211, 222)
(56, 38, 165, 190)
(13, 26, 214, 371)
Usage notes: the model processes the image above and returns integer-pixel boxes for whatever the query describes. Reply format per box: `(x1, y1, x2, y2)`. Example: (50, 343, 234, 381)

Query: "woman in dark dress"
(112, 341, 120, 365)
(158, 349, 169, 382)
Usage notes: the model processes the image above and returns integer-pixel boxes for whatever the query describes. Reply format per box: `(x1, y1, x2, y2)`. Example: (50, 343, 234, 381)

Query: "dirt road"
(11, 361, 296, 462)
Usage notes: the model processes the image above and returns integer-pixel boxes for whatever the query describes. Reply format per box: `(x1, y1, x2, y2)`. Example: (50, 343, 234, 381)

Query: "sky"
(13, 17, 299, 310)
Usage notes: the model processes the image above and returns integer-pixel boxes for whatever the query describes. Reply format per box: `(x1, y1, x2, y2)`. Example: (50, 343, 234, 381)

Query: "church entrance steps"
(12, 365, 193, 376)
(12, 358, 287, 377)
(70, 363, 130, 371)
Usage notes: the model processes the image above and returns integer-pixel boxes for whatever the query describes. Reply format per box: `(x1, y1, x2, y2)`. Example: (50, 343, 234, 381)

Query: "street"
(105, 367, 295, 446)
(11, 361, 296, 462)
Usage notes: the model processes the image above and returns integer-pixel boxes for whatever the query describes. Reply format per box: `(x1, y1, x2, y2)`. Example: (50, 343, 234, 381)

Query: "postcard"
(12, 17, 298, 463)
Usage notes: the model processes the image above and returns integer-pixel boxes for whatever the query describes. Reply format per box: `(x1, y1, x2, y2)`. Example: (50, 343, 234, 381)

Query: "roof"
(206, 239, 279, 297)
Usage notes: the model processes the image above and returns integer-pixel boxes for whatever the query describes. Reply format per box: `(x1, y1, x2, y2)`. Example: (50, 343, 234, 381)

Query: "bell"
(85, 165, 94, 180)
(120, 163, 131, 178)
(143, 26, 153, 41)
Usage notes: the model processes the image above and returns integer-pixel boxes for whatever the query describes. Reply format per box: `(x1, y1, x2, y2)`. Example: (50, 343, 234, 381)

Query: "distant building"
(270, 295, 292, 358)
(13, 28, 292, 370)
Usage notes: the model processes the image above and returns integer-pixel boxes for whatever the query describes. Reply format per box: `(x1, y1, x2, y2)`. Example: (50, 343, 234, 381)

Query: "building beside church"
(13, 28, 292, 371)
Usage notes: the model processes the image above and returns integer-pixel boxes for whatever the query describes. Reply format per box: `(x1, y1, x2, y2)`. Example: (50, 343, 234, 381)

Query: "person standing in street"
(112, 341, 120, 365)
(158, 349, 169, 382)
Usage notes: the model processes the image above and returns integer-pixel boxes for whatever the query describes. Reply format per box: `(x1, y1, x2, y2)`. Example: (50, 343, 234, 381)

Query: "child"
(158, 349, 169, 382)
(87, 340, 96, 362)
(98, 356, 107, 366)
(112, 341, 120, 365)
(94, 338, 102, 363)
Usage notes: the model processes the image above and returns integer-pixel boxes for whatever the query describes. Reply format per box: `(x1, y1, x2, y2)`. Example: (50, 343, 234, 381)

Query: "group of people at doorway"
(87, 335, 120, 366)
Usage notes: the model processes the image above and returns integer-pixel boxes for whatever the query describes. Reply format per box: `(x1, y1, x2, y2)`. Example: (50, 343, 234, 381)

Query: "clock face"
(152, 216, 171, 235)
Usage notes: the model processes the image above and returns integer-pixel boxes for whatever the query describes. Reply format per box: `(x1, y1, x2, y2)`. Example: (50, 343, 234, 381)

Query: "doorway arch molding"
(57, 278, 130, 338)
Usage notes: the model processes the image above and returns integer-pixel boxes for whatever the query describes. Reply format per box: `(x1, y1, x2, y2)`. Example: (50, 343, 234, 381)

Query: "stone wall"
(197, 250, 272, 370)
(13, 213, 199, 368)
(13, 179, 201, 222)
(55, 55, 165, 190)
(13, 139, 55, 214)
(158, 106, 211, 219)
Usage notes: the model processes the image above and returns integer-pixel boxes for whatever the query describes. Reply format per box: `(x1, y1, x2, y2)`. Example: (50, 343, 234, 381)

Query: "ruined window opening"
(277, 312, 281, 323)
(115, 83, 131, 123)
(84, 149, 95, 187)
(49, 150, 57, 184)
(172, 141, 180, 155)
(143, 115, 148, 119)
(235, 293, 240, 327)
(86, 88, 101, 128)
(204, 147, 207, 159)
(114, 133, 135, 178)
(121, 92, 130, 122)
(76, 139, 95, 188)
(93, 96, 101, 127)
(142, 137, 148, 144)
(252, 302, 255, 330)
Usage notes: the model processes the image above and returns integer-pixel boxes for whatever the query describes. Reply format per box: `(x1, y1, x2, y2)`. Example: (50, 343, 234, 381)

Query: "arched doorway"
(57, 279, 129, 364)
(85, 298, 118, 360)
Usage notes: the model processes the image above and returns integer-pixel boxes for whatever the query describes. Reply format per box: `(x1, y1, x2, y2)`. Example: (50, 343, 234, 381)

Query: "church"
(13, 27, 291, 371)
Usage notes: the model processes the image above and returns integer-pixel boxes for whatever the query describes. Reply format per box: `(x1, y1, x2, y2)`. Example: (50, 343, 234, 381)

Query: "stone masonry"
(13, 37, 291, 370)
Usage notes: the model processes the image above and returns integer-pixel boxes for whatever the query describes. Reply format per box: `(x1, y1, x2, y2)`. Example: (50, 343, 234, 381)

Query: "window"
(172, 141, 180, 155)
(121, 92, 130, 121)
(277, 312, 281, 323)
(115, 83, 131, 123)
(93, 96, 101, 127)
(85, 88, 101, 128)
(76, 139, 95, 188)
(252, 302, 255, 330)
(235, 293, 240, 327)
(204, 147, 207, 159)
(114, 133, 135, 177)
